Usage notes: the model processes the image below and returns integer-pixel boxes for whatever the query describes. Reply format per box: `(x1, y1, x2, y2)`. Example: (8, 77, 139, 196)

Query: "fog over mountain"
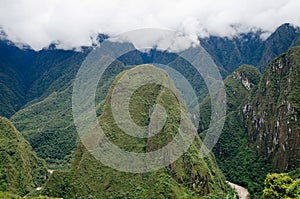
(0, 0, 300, 51)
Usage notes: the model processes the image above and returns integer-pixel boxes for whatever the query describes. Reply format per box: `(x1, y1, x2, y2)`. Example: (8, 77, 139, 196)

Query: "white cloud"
(0, 0, 299, 51)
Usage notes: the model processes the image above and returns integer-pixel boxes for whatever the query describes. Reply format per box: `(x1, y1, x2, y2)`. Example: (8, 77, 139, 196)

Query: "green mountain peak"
(42, 64, 234, 198)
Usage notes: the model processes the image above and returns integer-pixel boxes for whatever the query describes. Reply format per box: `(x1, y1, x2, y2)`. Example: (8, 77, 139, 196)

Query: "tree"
(263, 173, 300, 199)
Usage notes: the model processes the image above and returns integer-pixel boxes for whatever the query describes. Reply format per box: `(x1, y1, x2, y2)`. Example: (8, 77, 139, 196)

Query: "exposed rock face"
(244, 47, 300, 171)
(198, 49, 300, 197)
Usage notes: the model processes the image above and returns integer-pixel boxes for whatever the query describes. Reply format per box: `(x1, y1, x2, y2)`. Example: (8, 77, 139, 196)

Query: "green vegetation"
(200, 23, 300, 74)
(0, 117, 47, 196)
(11, 87, 78, 168)
(245, 47, 300, 171)
(199, 48, 300, 198)
(0, 191, 62, 199)
(0, 58, 26, 118)
(0, 39, 88, 118)
(11, 60, 126, 168)
(0, 191, 22, 199)
(199, 64, 269, 198)
(263, 169, 300, 199)
(42, 65, 234, 198)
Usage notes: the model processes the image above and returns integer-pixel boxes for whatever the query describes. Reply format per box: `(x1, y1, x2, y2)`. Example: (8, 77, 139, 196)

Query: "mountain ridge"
(0, 23, 299, 118)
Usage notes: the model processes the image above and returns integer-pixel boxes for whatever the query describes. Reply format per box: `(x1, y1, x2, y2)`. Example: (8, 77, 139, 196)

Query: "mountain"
(41, 65, 234, 198)
(10, 46, 210, 167)
(10, 60, 127, 167)
(0, 38, 89, 118)
(198, 64, 270, 197)
(244, 47, 300, 171)
(258, 24, 300, 71)
(0, 39, 35, 117)
(200, 23, 300, 75)
(0, 116, 47, 196)
(4, 24, 298, 169)
(1, 23, 299, 118)
(199, 47, 300, 198)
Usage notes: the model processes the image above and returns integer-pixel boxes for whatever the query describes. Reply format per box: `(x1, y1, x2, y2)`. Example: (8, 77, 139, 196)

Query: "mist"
(0, 0, 299, 51)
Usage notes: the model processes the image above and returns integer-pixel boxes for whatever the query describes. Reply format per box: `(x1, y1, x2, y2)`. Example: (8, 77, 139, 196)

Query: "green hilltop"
(42, 64, 235, 198)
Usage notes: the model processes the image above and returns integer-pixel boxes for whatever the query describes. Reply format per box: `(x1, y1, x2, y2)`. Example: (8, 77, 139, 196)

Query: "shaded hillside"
(0, 39, 88, 118)
(199, 47, 300, 198)
(258, 24, 300, 71)
(200, 23, 300, 74)
(199, 65, 271, 198)
(244, 47, 300, 171)
(42, 65, 234, 199)
(0, 117, 47, 196)
(0, 40, 35, 117)
(11, 60, 127, 167)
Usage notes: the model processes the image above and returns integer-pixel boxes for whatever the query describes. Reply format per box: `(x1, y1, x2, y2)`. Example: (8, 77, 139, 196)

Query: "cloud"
(0, 0, 299, 51)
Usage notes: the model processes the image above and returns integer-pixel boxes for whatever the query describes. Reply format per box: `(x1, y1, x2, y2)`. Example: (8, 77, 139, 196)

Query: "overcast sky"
(0, 0, 299, 51)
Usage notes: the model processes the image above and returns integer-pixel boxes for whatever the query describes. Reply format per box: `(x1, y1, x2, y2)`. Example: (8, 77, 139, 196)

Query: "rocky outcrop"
(244, 47, 300, 171)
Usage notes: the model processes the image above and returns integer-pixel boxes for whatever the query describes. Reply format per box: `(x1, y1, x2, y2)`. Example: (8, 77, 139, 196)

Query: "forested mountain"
(200, 23, 300, 75)
(199, 47, 300, 198)
(0, 38, 88, 118)
(41, 65, 234, 198)
(199, 64, 269, 197)
(1, 24, 298, 168)
(0, 116, 47, 196)
(244, 47, 300, 171)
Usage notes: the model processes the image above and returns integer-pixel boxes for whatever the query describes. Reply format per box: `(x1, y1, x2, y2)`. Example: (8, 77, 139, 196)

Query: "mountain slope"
(244, 47, 300, 171)
(200, 23, 300, 75)
(11, 60, 127, 167)
(199, 47, 300, 198)
(199, 65, 270, 197)
(0, 39, 35, 117)
(0, 39, 89, 118)
(258, 23, 300, 71)
(42, 65, 234, 198)
(0, 116, 47, 196)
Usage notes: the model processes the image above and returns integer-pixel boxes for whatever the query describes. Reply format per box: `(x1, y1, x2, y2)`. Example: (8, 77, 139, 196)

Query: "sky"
(0, 0, 299, 51)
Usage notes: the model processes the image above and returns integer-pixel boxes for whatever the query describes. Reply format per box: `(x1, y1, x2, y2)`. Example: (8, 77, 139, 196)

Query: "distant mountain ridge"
(0, 23, 299, 118)
(200, 23, 300, 75)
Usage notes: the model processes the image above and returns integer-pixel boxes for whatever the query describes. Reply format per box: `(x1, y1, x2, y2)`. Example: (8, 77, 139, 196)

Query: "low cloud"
(0, 0, 299, 51)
